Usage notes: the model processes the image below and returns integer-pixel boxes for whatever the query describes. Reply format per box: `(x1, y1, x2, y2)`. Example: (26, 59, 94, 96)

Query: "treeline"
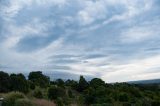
(0, 71, 160, 106)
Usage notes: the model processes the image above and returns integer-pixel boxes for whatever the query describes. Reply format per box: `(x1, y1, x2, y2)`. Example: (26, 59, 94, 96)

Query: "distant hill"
(129, 79, 160, 84)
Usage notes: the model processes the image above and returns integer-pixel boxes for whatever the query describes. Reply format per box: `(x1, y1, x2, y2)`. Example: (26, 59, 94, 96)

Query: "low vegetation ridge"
(0, 71, 160, 106)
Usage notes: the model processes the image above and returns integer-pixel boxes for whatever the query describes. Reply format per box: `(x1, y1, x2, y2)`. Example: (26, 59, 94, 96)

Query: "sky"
(0, 0, 160, 82)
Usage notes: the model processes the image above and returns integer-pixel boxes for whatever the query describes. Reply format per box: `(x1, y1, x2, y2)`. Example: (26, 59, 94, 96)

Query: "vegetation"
(0, 71, 160, 106)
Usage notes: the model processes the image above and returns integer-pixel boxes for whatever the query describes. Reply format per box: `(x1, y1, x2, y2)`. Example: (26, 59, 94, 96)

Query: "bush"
(118, 93, 129, 102)
(33, 88, 43, 99)
(15, 99, 34, 106)
(56, 98, 64, 106)
(68, 89, 73, 98)
(48, 86, 65, 100)
(2, 92, 25, 106)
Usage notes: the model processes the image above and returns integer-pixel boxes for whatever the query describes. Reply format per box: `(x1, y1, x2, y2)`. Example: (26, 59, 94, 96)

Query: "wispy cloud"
(0, 0, 160, 82)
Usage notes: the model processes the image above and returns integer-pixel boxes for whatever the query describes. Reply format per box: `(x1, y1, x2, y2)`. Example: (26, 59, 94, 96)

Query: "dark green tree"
(90, 78, 105, 88)
(28, 81, 35, 90)
(28, 71, 50, 88)
(10, 73, 29, 93)
(0, 71, 10, 92)
(77, 76, 88, 92)
(65, 79, 78, 90)
(56, 79, 65, 87)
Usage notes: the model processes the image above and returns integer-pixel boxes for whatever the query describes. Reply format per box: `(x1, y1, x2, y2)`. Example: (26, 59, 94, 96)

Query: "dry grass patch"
(32, 99, 56, 106)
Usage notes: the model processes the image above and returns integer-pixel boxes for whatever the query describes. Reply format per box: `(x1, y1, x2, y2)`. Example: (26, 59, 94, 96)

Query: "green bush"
(48, 86, 65, 100)
(68, 89, 73, 98)
(33, 88, 43, 99)
(118, 93, 129, 102)
(56, 97, 64, 106)
(2, 92, 25, 106)
(15, 99, 33, 106)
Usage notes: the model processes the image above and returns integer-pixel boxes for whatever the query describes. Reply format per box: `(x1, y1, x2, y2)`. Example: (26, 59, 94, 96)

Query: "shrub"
(56, 98, 64, 106)
(2, 92, 25, 106)
(68, 89, 73, 98)
(48, 86, 65, 100)
(15, 99, 33, 106)
(33, 88, 43, 99)
(118, 93, 129, 102)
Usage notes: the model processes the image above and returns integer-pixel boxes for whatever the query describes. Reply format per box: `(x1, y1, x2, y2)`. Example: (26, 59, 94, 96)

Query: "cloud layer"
(0, 0, 160, 82)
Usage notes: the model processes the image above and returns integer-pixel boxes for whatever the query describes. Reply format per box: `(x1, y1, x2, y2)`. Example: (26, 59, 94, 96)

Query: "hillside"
(0, 71, 160, 106)
(129, 79, 160, 84)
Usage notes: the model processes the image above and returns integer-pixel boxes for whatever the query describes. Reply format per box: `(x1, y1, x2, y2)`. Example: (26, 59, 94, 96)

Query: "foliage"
(0, 71, 10, 92)
(0, 71, 160, 106)
(90, 78, 105, 88)
(55, 79, 65, 87)
(28, 71, 49, 88)
(68, 89, 73, 98)
(77, 76, 88, 92)
(28, 81, 35, 90)
(10, 74, 29, 93)
(48, 86, 65, 100)
(2, 92, 25, 106)
(33, 88, 43, 99)
(65, 79, 78, 90)
(15, 99, 34, 106)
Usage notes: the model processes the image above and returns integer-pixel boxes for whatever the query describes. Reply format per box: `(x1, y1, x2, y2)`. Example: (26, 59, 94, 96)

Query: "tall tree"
(77, 76, 88, 92)
(90, 78, 105, 88)
(28, 71, 50, 88)
(0, 71, 10, 92)
(10, 73, 29, 93)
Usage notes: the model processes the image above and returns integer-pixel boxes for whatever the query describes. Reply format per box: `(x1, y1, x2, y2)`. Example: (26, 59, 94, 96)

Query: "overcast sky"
(0, 0, 160, 82)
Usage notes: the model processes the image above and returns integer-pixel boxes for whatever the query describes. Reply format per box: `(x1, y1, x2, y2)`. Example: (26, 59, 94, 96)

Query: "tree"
(0, 71, 10, 92)
(77, 76, 88, 92)
(28, 71, 50, 88)
(28, 81, 35, 90)
(90, 78, 105, 88)
(10, 73, 29, 93)
(56, 79, 65, 87)
(65, 79, 78, 90)
(48, 86, 65, 100)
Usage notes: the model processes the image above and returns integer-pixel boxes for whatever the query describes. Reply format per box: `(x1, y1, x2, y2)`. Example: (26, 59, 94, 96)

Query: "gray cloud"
(0, 0, 160, 82)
